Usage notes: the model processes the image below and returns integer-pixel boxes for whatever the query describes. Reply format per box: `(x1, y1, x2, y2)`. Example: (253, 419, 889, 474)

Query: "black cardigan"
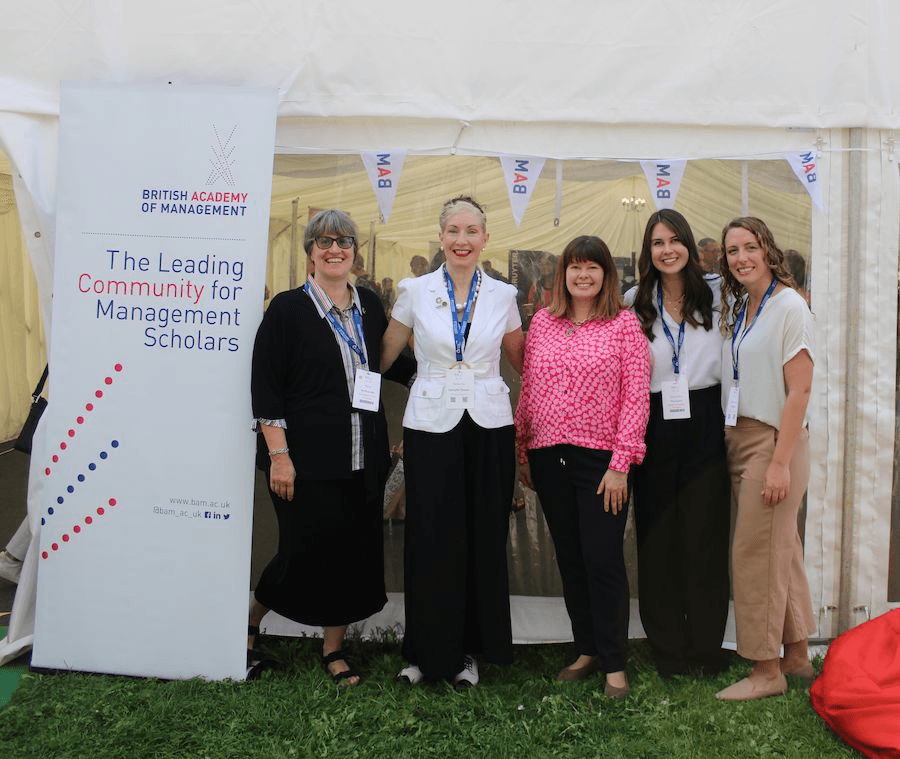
(251, 285, 412, 496)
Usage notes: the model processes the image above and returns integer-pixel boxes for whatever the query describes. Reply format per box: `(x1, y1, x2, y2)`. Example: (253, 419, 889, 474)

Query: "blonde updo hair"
(438, 195, 487, 232)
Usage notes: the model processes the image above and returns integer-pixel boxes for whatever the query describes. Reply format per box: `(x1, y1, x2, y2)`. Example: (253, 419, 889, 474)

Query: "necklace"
(565, 316, 591, 336)
(454, 270, 482, 309)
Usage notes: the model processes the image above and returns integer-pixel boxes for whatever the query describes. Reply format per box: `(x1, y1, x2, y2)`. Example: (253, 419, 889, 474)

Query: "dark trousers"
(529, 445, 630, 673)
(633, 385, 730, 676)
(402, 413, 515, 680)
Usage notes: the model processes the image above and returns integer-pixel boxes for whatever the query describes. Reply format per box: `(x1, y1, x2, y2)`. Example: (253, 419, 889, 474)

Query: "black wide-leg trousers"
(633, 384, 730, 676)
(401, 413, 515, 680)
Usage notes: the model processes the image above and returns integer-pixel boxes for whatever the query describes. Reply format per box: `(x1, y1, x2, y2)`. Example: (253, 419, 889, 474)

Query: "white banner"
(785, 150, 825, 213)
(641, 160, 688, 210)
(31, 83, 277, 680)
(361, 150, 407, 223)
(499, 155, 546, 228)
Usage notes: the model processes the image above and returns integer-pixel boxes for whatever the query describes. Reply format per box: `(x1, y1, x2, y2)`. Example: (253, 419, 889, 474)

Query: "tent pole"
(838, 128, 864, 635)
(290, 198, 299, 289)
(741, 161, 749, 215)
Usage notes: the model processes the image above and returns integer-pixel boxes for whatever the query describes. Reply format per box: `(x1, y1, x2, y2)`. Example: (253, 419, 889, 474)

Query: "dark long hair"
(633, 209, 713, 341)
(547, 236, 623, 322)
(719, 217, 798, 333)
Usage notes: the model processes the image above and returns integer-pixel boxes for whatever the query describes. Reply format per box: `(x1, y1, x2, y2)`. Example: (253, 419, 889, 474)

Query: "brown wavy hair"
(633, 209, 713, 341)
(719, 217, 798, 333)
(547, 235, 623, 322)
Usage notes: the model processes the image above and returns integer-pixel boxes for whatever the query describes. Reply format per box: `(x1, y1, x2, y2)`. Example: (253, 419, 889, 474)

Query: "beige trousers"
(725, 417, 815, 661)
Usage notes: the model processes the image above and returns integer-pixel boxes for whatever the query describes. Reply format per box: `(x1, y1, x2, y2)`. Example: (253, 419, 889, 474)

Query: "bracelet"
(268, 447, 289, 456)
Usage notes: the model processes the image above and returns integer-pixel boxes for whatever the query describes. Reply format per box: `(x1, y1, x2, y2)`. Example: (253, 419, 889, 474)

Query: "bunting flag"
(499, 155, 546, 228)
(641, 160, 688, 210)
(785, 150, 825, 213)
(361, 150, 407, 222)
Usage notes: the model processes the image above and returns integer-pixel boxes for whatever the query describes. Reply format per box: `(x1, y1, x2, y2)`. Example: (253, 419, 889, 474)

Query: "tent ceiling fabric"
(3, 1, 900, 134)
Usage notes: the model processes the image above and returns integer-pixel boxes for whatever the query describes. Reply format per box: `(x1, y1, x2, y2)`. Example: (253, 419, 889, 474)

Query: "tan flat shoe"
(716, 674, 787, 701)
(781, 659, 815, 682)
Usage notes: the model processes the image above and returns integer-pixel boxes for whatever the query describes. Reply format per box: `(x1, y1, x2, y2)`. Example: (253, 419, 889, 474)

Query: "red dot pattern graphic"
(40, 497, 120, 561)
(40, 362, 125, 560)
(44, 363, 123, 477)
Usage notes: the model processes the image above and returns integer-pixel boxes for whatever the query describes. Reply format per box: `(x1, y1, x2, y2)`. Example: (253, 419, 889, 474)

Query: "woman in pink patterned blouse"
(515, 235, 651, 700)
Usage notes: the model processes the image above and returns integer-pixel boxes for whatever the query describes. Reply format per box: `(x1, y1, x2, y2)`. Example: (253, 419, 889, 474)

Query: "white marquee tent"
(1, 0, 899, 656)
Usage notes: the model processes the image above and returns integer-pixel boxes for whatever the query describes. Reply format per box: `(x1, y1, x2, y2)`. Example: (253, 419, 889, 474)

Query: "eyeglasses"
(314, 235, 355, 250)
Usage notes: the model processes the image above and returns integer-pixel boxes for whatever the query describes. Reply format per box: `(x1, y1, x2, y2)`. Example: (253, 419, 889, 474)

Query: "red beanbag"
(810, 609, 900, 758)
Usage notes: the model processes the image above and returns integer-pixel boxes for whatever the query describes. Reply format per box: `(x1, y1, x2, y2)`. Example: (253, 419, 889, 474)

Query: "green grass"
(0, 626, 28, 708)
(0, 636, 853, 759)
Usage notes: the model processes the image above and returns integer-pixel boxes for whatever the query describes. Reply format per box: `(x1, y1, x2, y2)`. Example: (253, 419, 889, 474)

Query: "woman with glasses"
(381, 195, 525, 687)
(248, 209, 411, 685)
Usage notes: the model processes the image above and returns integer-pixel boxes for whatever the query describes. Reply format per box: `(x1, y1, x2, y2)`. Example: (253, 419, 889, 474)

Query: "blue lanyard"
(304, 283, 367, 365)
(730, 277, 777, 382)
(657, 285, 686, 375)
(443, 266, 480, 362)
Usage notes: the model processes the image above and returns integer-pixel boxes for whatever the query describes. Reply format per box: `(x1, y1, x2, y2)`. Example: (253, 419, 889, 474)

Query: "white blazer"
(392, 267, 522, 432)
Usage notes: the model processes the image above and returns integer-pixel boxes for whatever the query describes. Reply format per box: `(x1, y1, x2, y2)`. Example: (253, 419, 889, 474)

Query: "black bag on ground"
(14, 365, 48, 455)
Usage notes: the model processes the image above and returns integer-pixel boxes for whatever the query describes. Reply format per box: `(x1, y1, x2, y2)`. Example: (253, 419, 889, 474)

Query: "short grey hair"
(304, 209, 359, 256)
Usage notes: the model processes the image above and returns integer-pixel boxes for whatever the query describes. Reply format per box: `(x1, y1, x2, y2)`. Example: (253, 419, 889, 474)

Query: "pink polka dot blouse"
(514, 307, 651, 472)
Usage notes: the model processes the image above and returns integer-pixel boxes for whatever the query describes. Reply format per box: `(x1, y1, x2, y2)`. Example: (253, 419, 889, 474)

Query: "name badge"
(661, 376, 691, 420)
(445, 366, 476, 409)
(725, 384, 740, 427)
(352, 368, 382, 412)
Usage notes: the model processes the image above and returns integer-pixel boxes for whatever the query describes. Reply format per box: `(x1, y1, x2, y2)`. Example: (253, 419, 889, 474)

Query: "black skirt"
(254, 471, 387, 627)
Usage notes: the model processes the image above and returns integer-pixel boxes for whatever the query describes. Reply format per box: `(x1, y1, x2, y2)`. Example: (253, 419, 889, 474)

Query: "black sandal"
(322, 648, 361, 686)
(246, 625, 275, 680)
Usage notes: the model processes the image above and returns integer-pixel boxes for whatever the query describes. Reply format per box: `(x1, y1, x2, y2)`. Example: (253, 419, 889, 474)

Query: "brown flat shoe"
(604, 679, 630, 701)
(716, 674, 787, 701)
(556, 657, 601, 682)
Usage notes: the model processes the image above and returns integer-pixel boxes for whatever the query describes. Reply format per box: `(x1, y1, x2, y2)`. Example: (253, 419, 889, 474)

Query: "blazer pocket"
(484, 378, 511, 397)
(482, 378, 512, 420)
(410, 379, 445, 422)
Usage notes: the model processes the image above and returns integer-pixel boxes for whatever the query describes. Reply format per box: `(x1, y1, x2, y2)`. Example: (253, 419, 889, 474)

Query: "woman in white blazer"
(382, 195, 524, 687)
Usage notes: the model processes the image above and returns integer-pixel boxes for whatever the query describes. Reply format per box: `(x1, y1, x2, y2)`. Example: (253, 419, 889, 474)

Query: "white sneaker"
(397, 664, 424, 685)
(0, 550, 22, 584)
(454, 655, 479, 687)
